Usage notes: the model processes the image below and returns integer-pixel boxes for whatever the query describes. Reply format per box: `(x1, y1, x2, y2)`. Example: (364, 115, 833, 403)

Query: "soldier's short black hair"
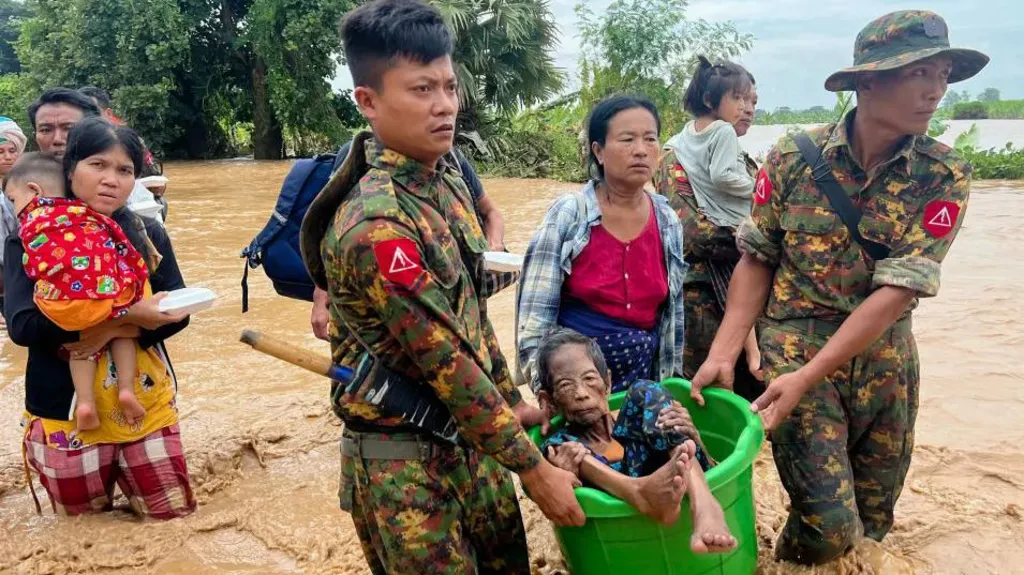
(79, 86, 112, 110)
(340, 0, 454, 90)
(27, 88, 102, 130)
(683, 55, 756, 117)
(2, 152, 66, 195)
(586, 94, 661, 180)
(536, 328, 610, 396)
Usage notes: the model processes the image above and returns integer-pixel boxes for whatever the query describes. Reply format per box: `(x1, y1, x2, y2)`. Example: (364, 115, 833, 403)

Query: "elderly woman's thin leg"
(568, 442, 693, 526)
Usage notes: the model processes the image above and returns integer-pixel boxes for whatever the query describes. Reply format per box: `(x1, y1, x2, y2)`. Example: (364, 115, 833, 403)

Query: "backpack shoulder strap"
(793, 132, 890, 261)
(300, 131, 375, 289)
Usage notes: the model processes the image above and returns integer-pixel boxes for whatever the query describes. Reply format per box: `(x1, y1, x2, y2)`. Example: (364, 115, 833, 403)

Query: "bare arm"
(690, 253, 773, 405)
(751, 286, 916, 429)
(476, 194, 506, 251)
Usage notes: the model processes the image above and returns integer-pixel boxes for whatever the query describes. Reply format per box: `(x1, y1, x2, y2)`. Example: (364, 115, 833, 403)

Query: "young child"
(3, 152, 149, 431)
(537, 328, 737, 554)
(665, 55, 761, 377)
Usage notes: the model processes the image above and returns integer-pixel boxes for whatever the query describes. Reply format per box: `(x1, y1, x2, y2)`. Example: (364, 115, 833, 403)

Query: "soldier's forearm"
(798, 286, 916, 388)
(707, 253, 773, 362)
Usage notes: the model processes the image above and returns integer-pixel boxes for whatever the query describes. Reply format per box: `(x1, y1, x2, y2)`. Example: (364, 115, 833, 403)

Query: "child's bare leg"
(573, 442, 692, 525)
(69, 359, 100, 431)
(111, 338, 145, 424)
(687, 459, 737, 553)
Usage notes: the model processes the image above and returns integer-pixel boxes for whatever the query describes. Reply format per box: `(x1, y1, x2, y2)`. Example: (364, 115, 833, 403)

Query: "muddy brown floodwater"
(0, 160, 1021, 574)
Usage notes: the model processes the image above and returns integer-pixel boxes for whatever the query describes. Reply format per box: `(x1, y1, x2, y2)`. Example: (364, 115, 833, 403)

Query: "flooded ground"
(741, 119, 1024, 159)
(0, 159, 1022, 574)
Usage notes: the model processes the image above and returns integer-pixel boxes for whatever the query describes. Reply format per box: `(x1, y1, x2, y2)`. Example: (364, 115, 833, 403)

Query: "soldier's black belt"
(765, 316, 912, 338)
(342, 430, 449, 461)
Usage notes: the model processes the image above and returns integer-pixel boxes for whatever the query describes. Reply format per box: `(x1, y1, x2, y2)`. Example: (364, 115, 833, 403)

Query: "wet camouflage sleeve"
(872, 171, 970, 297)
(736, 146, 787, 265)
(654, 150, 740, 262)
(482, 311, 522, 407)
(335, 219, 541, 473)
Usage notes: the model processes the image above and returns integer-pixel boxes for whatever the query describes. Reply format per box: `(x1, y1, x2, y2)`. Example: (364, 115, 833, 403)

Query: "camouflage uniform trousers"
(760, 317, 919, 565)
(682, 281, 765, 403)
(339, 430, 530, 575)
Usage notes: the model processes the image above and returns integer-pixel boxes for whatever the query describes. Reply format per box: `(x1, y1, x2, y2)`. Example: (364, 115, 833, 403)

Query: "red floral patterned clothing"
(17, 196, 149, 331)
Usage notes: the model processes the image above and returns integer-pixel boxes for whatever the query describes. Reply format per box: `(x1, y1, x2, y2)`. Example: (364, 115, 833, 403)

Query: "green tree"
(977, 87, 1000, 103)
(575, 0, 752, 135)
(0, 73, 34, 128)
(432, 0, 563, 130)
(17, 0, 188, 154)
(247, 0, 353, 156)
(0, 0, 29, 74)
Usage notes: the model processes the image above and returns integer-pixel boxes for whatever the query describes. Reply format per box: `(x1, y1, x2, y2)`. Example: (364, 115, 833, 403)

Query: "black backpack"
(240, 150, 346, 312)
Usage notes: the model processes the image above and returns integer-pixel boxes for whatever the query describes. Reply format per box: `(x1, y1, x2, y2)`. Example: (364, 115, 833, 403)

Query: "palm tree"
(431, 0, 564, 130)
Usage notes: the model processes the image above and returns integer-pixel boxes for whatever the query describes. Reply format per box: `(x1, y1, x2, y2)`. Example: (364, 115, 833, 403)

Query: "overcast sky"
(332, 0, 1023, 112)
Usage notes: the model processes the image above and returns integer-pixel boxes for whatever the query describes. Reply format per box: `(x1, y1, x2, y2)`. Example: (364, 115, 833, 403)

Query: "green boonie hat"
(825, 10, 989, 92)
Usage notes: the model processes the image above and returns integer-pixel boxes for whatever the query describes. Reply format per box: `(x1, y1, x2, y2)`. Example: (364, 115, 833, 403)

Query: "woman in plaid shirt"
(516, 95, 687, 396)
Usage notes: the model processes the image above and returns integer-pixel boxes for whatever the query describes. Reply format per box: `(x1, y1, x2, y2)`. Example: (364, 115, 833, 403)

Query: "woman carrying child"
(3, 117, 196, 519)
(655, 56, 763, 401)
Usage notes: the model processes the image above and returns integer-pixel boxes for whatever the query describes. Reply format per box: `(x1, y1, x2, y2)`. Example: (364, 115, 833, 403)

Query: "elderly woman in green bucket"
(536, 328, 737, 554)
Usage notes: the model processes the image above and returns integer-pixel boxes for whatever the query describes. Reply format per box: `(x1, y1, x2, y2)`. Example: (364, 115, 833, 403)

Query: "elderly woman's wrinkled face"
(0, 141, 20, 177)
(592, 107, 660, 190)
(69, 146, 136, 216)
(545, 343, 612, 427)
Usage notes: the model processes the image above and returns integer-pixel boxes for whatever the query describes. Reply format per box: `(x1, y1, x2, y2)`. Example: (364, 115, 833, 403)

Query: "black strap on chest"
(793, 132, 890, 261)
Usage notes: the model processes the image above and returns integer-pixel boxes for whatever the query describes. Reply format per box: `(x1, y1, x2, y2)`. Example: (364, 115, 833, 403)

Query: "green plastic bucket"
(527, 378, 764, 575)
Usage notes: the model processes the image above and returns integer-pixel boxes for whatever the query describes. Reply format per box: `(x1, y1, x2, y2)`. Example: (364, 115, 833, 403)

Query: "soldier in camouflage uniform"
(654, 140, 761, 399)
(299, 1, 584, 573)
(688, 10, 989, 565)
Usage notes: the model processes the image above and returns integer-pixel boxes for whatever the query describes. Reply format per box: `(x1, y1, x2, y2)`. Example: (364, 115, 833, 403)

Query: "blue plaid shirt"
(515, 181, 688, 392)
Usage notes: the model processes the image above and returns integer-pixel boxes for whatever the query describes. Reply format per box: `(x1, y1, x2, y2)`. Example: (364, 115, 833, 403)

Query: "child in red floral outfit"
(4, 153, 149, 430)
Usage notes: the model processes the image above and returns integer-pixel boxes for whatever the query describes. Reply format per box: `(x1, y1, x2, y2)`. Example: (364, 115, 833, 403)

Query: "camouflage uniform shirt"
(738, 109, 971, 319)
(321, 138, 542, 473)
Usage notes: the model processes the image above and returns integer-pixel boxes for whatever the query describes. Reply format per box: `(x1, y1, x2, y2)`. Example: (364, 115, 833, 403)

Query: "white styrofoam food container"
(483, 251, 524, 273)
(138, 175, 170, 189)
(158, 287, 217, 315)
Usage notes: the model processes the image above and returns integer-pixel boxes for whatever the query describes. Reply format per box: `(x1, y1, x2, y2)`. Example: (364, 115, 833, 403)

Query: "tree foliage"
(977, 87, 1000, 103)
(574, 0, 752, 135)
(432, 0, 563, 130)
(0, 0, 28, 74)
(248, 0, 353, 155)
(17, 0, 189, 154)
(14, 0, 360, 159)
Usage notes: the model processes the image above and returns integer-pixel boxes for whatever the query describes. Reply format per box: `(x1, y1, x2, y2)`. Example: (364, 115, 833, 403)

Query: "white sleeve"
(708, 124, 755, 198)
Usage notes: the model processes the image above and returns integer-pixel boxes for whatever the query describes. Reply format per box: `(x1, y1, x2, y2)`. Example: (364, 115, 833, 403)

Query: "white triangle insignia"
(927, 206, 952, 228)
(755, 177, 767, 201)
(389, 246, 418, 273)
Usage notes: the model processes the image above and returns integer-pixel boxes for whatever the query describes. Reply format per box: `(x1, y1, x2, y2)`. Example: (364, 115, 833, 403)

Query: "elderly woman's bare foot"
(631, 441, 696, 525)
(690, 494, 736, 554)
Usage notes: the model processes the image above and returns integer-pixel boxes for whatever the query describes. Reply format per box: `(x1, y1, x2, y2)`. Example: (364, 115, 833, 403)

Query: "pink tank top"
(563, 203, 668, 330)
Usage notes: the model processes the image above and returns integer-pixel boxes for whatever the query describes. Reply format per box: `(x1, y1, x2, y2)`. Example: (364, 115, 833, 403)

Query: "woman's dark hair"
(586, 94, 661, 180)
(63, 117, 156, 269)
(63, 116, 145, 182)
(536, 328, 609, 396)
(682, 55, 756, 117)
